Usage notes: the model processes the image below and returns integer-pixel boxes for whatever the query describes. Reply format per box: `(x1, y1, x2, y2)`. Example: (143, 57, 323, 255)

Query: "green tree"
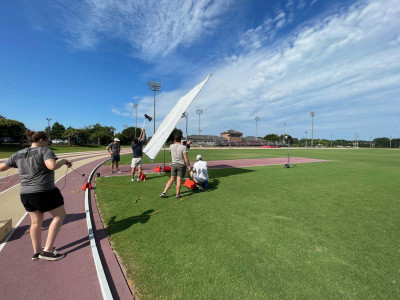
(50, 122, 65, 139)
(62, 127, 79, 146)
(264, 134, 280, 141)
(279, 134, 294, 144)
(89, 124, 115, 145)
(0, 116, 26, 145)
(167, 128, 183, 144)
(119, 127, 143, 145)
(374, 137, 390, 148)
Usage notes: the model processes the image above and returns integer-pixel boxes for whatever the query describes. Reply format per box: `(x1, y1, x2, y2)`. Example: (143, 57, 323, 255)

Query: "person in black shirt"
(131, 129, 146, 181)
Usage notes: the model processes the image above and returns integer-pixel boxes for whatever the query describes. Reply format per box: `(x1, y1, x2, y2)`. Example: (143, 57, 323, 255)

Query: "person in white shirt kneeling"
(190, 154, 209, 188)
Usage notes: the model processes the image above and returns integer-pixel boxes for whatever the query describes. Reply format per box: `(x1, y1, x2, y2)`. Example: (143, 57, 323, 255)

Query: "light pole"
(284, 121, 286, 135)
(330, 134, 333, 147)
(305, 131, 308, 148)
(182, 112, 188, 141)
(370, 136, 372, 148)
(255, 116, 259, 139)
(355, 130, 359, 148)
(310, 111, 315, 147)
(196, 109, 203, 135)
(46, 118, 52, 136)
(147, 81, 162, 134)
(133, 104, 138, 138)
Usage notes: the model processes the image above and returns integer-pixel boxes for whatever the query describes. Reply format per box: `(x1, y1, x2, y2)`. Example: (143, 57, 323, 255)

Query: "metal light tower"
(255, 116, 259, 139)
(196, 109, 203, 135)
(310, 111, 315, 147)
(46, 118, 52, 136)
(133, 104, 138, 138)
(305, 131, 308, 148)
(284, 121, 286, 135)
(147, 81, 162, 134)
(182, 112, 188, 141)
(355, 130, 359, 148)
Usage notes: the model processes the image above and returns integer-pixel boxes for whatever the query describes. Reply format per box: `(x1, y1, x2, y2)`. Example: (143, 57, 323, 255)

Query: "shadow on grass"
(202, 167, 253, 192)
(106, 209, 154, 235)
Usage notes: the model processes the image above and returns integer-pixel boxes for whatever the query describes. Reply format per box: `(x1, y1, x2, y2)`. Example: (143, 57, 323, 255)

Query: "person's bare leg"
(176, 176, 182, 196)
(44, 205, 66, 252)
(111, 162, 114, 172)
(131, 167, 135, 179)
(138, 166, 142, 178)
(163, 176, 175, 194)
(29, 211, 44, 254)
(116, 161, 120, 171)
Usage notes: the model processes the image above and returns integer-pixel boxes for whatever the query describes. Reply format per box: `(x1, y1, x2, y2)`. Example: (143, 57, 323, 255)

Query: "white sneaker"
(137, 179, 140, 182)
(131, 178, 135, 182)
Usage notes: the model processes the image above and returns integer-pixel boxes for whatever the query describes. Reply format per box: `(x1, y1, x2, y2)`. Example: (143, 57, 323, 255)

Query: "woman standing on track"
(0, 130, 72, 261)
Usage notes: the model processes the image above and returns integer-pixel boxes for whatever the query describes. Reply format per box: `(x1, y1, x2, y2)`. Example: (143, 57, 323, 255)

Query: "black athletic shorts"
(111, 154, 120, 163)
(20, 188, 64, 213)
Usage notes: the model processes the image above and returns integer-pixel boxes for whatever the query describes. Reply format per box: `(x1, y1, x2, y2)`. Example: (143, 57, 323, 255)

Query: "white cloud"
(183, 0, 400, 139)
(27, 0, 233, 61)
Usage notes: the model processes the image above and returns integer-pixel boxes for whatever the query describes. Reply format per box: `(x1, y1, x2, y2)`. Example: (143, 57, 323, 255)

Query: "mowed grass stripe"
(95, 149, 400, 299)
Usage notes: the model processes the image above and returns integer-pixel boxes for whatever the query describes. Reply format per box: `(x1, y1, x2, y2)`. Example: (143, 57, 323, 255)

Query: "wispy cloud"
(26, 0, 233, 61)
(185, 0, 400, 139)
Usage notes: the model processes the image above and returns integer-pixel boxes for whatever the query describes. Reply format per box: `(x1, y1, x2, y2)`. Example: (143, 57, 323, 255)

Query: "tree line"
(0, 115, 398, 148)
(0, 116, 184, 146)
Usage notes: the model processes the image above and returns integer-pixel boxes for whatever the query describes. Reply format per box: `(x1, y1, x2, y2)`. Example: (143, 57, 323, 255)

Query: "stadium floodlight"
(355, 130, 359, 148)
(255, 116, 259, 139)
(310, 111, 315, 147)
(304, 131, 308, 148)
(46, 118, 52, 136)
(133, 104, 138, 138)
(196, 109, 203, 135)
(147, 81, 162, 134)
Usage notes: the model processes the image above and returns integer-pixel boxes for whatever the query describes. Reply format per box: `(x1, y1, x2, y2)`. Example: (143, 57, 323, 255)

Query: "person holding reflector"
(131, 129, 146, 181)
(160, 134, 190, 198)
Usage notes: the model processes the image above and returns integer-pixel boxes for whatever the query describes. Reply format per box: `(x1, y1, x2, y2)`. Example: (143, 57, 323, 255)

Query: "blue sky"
(1, 0, 399, 140)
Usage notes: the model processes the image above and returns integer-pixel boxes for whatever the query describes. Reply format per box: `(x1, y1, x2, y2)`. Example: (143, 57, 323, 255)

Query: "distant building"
(220, 130, 243, 142)
(188, 132, 274, 147)
(188, 135, 226, 146)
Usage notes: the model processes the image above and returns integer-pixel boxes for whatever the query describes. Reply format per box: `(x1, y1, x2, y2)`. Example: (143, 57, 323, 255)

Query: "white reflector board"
(144, 74, 212, 161)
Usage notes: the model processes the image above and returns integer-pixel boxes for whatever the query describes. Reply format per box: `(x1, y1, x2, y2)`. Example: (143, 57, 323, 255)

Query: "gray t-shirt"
(170, 143, 187, 165)
(5, 147, 57, 194)
(107, 142, 120, 156)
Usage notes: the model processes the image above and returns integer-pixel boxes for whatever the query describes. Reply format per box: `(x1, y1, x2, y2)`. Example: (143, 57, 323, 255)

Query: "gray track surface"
(0, 154, 327, 299)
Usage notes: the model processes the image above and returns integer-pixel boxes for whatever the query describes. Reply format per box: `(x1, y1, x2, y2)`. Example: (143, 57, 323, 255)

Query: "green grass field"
(95, 148, 399, 299)
(113, 147, 298, 166)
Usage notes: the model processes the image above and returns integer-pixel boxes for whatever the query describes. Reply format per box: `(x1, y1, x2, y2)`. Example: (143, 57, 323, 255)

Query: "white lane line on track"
(85, 158, 113, 300)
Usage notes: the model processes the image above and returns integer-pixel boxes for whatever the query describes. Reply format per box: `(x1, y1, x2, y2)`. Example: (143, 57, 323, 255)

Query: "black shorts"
(111, 154, 120, 163)
(20, 188, 64, 213)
